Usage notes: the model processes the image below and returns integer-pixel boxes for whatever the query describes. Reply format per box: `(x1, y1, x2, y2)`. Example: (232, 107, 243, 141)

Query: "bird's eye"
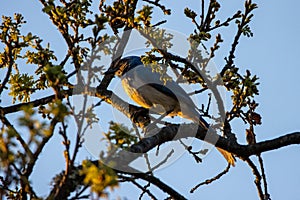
(116, 70, 122, 76)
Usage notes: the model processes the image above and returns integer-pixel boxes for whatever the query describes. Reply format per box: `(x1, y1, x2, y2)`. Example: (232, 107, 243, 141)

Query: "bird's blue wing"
(147, 83, 178, 102)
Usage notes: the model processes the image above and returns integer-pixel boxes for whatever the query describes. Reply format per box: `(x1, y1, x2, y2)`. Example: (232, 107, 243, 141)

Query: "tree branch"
(127, 124, 300, 159)
(223, 132, 300, 157)
(49, 124, 300, 199)
(244, 158, 264, 200)
(127, 172, 187, 200)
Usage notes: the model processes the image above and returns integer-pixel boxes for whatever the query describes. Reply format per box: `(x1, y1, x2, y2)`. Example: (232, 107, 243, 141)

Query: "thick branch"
(100, 123, 299, 181)
(227, 132, 300, 157)
(128, 124, 300, 158)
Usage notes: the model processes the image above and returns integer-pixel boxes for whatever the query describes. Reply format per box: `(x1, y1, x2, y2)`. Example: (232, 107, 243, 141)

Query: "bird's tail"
(192, 115, 236, 166)
(216, 147, 235, 166)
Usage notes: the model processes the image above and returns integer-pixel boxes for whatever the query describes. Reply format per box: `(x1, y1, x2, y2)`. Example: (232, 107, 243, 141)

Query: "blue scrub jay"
(108, 56, 235, 166)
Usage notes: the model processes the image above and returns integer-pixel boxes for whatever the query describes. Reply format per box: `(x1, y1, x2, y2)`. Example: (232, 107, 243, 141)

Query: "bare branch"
(244, 158, 264, 200)
(119, 175, 158, 200)
(128, 123, 300, 158)
(258, 155, 270, 200)
(117, 171, 187, 200)
(190, 163, 231, 193)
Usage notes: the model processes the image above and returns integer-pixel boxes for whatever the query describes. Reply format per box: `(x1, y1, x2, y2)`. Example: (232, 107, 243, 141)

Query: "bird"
(107, 56, 235, 166)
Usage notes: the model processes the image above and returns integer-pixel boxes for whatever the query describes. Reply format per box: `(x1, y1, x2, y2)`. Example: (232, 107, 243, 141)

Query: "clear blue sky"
(1, 0, 299, 199)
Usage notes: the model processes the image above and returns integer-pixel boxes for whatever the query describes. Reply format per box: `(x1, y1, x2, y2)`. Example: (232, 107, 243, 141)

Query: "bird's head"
(106, 56, 143, 77)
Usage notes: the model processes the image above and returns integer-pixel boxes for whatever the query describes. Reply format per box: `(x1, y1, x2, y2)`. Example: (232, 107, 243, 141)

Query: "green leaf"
(80, 160, 118, 197)
(184, 8, 197, 19)
(8, 73, 35, 103)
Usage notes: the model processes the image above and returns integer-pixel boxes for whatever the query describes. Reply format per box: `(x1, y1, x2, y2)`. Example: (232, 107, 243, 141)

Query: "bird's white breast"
(121, 70, 152, 109)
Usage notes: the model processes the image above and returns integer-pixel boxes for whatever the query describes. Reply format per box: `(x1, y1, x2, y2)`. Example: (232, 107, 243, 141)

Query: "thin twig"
(179, 139, 204, 163)
(149, 149, 174, 172)
(200, 0, 205, 25)
(245, 158, 264, 200)
(142, 0, 170, 15)
(117, 171, 187, 200)
(26, 118, 58, 177)
(119, 175, 158, 200)
(258, 154, 271, 200)
(190, 163, 231, 193)
(152, 20, 167, 27)
(69, 185, 90, 200)
(0, 115, 33, 159)
(0, 42, 14, 94)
